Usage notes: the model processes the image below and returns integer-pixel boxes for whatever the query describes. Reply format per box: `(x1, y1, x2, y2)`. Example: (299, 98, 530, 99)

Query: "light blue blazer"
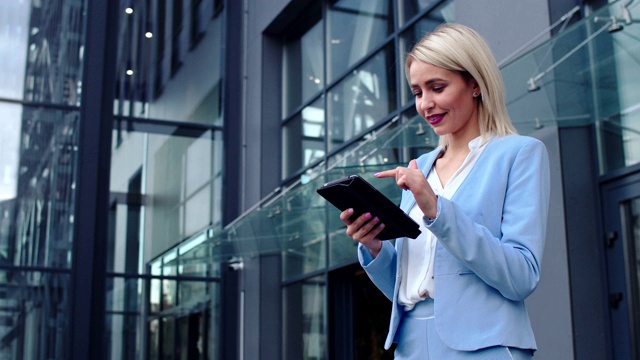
(358, 134, 550, 352)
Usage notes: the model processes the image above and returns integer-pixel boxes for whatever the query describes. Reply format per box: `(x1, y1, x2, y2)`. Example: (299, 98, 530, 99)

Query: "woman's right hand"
(340, 208, 385, 257)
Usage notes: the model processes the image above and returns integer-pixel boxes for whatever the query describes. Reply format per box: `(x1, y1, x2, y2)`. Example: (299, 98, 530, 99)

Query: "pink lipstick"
(427, 113, 445, 126)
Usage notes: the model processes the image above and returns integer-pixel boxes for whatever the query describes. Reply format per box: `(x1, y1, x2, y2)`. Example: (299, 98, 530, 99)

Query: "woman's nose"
(420, 97, 434, 113)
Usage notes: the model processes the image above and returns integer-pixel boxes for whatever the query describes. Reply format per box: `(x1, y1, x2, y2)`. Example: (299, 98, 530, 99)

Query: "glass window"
(0, 2, 30, 101)
(283, 96, 326, 179)
(0, 270, 71, 359)
(283, 19, 324, 117)
(399, 15, 448, 102)
(110, 127, 223, 262)
(105, 278, 141, 360)
(327, 0, 393, 82)
(117, 1, 224, 124)
(328, 45, 396, 151)
(148, 319, 160, 359)
(398, 0, 445, 26)
(11, 107, 78, 270)
(0, 103, 23, 221)
(284, 276, 326, 360)
(281, 178, 328, 279)
(599, 2, 640, 171)
(22, 2, 85, 105)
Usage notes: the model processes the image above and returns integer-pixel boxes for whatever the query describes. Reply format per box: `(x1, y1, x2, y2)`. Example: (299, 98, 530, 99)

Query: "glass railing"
(501, 0, 640, 172)
(152, 0, 640, 277)
(150, 116, 439, 277)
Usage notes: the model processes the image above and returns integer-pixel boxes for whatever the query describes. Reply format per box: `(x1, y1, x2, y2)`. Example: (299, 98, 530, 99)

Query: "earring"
(472, 92, 479, 98)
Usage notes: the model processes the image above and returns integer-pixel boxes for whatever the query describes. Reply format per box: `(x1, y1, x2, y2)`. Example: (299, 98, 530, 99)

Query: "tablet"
(316, 175, 421, 240)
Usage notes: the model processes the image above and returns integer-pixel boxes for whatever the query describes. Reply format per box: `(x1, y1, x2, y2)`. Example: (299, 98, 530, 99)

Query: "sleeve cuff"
(358, 241, 393, 268)
(423, 195, 441, 226)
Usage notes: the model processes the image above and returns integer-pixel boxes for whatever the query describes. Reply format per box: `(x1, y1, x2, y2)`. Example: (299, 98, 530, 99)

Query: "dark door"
(329, 263, 395, 360)
(603, 171, 640, 359)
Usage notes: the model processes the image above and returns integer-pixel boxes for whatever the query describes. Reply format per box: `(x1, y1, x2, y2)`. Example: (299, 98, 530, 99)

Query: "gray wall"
(455, 0, 552, 64)
(528, 126, 575, 360)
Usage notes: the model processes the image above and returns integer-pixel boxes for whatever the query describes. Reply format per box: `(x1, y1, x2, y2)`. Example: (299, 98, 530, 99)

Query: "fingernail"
(373, 217, 379, 223)
(347, 208, 354, 214)
(364, 213, 371, 219)
(379, 223, 385, 228)
(374, 172, 381, 177)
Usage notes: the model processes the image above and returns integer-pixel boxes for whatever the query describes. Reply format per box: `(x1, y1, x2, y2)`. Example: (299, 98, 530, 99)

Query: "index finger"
(374, 169, 397, 178)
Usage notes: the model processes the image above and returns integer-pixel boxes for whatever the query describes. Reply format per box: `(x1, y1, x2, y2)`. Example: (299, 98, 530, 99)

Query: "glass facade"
(110, 0, 225, 359)
(0, 0, 226, 359)
(0, 0, 84, 358)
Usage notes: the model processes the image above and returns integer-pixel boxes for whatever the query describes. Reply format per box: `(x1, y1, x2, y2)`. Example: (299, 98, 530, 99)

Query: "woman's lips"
(427, 113, 445, 126)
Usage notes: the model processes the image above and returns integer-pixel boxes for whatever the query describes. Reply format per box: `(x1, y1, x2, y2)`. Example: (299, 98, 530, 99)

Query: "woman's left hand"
(375, 159, 438, 219)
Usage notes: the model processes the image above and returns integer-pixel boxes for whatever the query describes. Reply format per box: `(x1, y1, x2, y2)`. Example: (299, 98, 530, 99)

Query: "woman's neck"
(444, 131, 479, 156)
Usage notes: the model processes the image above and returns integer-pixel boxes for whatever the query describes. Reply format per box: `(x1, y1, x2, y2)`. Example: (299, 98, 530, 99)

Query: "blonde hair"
(406, 23, 516, 147)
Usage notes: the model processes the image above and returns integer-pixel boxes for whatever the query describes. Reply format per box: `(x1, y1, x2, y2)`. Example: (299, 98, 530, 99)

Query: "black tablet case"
(316, 175, 421, 240)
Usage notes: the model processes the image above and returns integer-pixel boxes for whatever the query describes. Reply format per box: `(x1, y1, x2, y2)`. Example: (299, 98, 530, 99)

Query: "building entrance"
(329, 263, 395, 359)
(603, 170, 640, 359)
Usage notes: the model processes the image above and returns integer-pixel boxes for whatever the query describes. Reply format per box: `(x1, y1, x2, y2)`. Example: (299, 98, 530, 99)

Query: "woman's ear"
(471, 81, 481, 97)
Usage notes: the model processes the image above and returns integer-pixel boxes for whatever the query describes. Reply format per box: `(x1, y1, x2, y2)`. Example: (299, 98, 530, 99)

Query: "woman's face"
(409, 61, 480, 141)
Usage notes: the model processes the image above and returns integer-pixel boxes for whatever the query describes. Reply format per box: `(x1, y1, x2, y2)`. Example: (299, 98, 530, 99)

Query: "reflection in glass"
(116, 1, 224, 124)
(110, 128, 223, 265)
(0, 270, 71, 359)
(598, 2, 640, 171)
(11, 107, 79, 270)
(327, 0, 392, 82)
(150, 262, 162, 314)
(20, 0, 85, 105)
(162, 317, 177, 358)
(0, 2, 30, 100)
(149, 319, 160, 359)
(328, 46, 396, 150)
(162, 252, 178, 310)
(283, 19, 324, 117)
(106, 277, 142, 313)
(399, 15, 447, 102)
(284, 276, 326, 360)
(0, 103, 22, 202)
(281, 176, 327, 279)
(283, 96, 326, 179)
(399, 0, 452, 26)
(106, 302, 139, 359)
(145, 261, 220, 360)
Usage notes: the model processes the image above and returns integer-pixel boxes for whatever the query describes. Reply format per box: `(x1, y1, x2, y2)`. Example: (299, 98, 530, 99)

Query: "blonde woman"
(340, 24, 550, 359)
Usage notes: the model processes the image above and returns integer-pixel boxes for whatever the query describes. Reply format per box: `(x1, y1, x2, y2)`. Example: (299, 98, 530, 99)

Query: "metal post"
(68, 1, 118, 359)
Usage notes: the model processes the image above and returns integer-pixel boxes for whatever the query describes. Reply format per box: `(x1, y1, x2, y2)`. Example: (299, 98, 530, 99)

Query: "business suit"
(358, 134, 550, 354)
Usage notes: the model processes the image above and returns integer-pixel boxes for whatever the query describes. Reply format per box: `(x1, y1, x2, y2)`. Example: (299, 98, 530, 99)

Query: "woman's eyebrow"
(410, 78, 447, 87)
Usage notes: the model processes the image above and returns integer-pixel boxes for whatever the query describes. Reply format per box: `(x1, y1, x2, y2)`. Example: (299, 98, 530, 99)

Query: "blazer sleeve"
(358, 241, 397, 301)
(426, 138, 550, 301)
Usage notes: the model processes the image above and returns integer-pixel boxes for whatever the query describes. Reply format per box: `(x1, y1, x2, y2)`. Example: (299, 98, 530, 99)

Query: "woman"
(340, 24, 550, 359)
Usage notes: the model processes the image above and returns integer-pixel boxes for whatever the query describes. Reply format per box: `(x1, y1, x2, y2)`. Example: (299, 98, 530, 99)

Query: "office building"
(0, 0, 639, 359)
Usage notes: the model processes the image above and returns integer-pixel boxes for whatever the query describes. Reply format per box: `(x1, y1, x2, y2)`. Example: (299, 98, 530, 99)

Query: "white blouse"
(398, 136, 490, 311)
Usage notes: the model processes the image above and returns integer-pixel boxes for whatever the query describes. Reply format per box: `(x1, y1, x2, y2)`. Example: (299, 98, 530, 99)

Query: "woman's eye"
(413, 91, 422, 97)
(432, 86, 444, 92)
